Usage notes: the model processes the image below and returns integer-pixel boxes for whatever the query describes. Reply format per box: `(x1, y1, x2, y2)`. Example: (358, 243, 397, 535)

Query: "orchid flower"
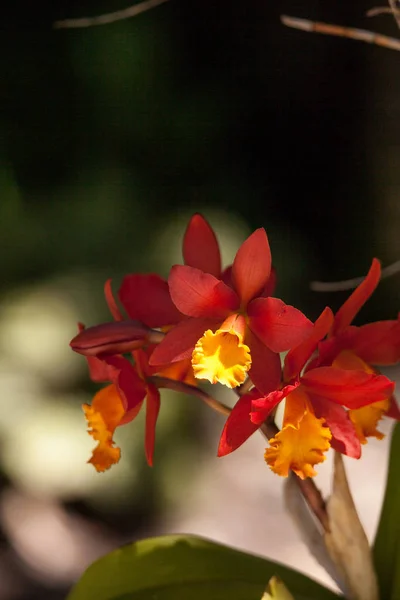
(218, 307, 394, 478)
(150, 225, 312, 394)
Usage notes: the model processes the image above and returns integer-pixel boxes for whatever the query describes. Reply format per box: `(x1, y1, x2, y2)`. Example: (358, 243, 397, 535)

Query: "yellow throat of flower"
(191, 327, 251, 388)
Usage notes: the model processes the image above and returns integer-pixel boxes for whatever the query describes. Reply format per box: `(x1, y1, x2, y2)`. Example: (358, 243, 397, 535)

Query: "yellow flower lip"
(191, 314, 251, 388)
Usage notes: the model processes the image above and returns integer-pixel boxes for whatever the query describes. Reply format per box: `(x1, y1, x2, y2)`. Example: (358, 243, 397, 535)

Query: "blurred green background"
(0, 0, 400, 598)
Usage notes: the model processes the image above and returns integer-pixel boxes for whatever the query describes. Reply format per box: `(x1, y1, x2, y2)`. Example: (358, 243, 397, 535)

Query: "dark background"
(0, 1, 399, 598)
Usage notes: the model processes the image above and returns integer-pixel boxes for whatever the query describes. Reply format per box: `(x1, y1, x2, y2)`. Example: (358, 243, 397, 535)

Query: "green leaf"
(373, 422, 400, 599)
(67, 534, 341, 600)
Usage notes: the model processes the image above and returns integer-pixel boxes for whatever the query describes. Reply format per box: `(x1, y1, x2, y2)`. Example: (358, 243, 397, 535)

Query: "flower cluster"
(70, 215, 400, 478)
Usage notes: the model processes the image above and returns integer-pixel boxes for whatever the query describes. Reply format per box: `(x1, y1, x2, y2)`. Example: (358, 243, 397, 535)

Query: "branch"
(388, 0, 400, 29)
(281, 14, 400, 51)
(54, 0, 169, 29)
(311, 258, 400, 292)
(367, 6, 397, 16)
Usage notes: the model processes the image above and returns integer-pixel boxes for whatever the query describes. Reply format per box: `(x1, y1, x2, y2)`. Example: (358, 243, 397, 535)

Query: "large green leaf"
(373, 422, 400, 599)
(67, 534, 340, 600)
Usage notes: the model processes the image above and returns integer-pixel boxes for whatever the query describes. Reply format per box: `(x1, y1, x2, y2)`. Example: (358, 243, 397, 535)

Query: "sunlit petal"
(349, 398, 390, 444)
(218, 389, 261, 456)
(283, 307, 333, 382)
(183, 214, 222, 277)
(332, 258, 381, 335)
(231, 228, 271, 307)
(169, 265, 239, 318)
(149, 317, 220, 365)
(246, 328, 282, 396)
(119, 274, 183, 328)
(248, 297, 312, 353)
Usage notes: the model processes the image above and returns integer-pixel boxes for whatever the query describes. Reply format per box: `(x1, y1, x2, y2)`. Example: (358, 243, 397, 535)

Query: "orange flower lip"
(83, 384, 126, 473)
(264, 388, 332, 479)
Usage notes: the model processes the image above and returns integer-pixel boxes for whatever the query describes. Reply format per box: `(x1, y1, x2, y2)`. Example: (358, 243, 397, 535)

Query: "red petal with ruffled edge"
(350, 319, 400, 365)
(310, 395, 361, 458)
(144, 383, 161, 466)
(168, 265, 239, 318)
(284, 307, 333, 382)
(183, 214, 222, 277)
(231, 229, 271, 307)
(149, 317, 220, 365)
(119, 274, 183, 328)
(248, 297, 313, 353)
(104, 356, 147, 412)
(77, 323, 112, 382)
(301, 366, 394, 409)
(332, 258, 381, 335)
(70, 320, 150, 356)
(246, 329, 282, 395)
(218, 389, 263, 456)
(250, 384, 297, 425)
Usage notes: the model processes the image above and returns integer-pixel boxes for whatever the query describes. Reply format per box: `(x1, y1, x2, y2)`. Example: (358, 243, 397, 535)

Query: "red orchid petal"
(387, 395, 400, 420)
(84, 356, 112, 383)
(220, 265, 233, 287)
(217, 389, 262, 456)
(169, 265, 239, 318)
(70, 320, 150, 357)
(350, 319, 400, 366)
(144, 383, 161, 466)
(310, 395, 361, 458)
(119, 274, 183, 328)
(246, 329, 282, 395)
(260, 266, 277, 297)
(250, 384, 297, 425)
(316, 330, 356, 367)
(284, 307, 333, 382)
(183, 214, 222, 277)
(332, 258, 381, 335)
(232, 229, 271, 306)
(301, 366, 394, 409)
(104, 356, 147, 412)
(248, 297, 313, 353)
(104, 279, 124, 321)
(119, 399, 144, 426)
(149, 317, 220, 365)
(77, 323, 112, 382)
(132, 347, 154, 379)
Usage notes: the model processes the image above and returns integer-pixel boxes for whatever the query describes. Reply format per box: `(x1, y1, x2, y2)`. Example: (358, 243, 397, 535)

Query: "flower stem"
(149, 376, 231, 417)
(150, 375, 330, 532)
